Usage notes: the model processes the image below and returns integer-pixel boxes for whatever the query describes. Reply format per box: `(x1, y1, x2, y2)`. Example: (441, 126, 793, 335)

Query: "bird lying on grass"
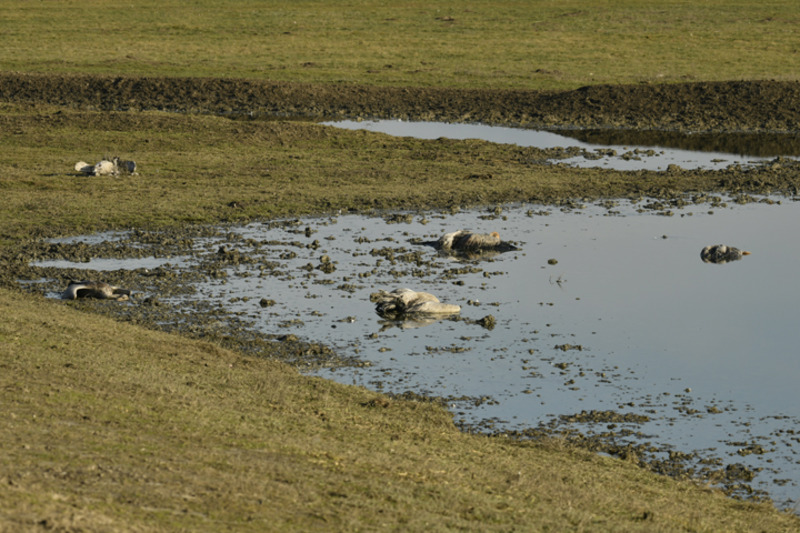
(74, 156, 137, 176)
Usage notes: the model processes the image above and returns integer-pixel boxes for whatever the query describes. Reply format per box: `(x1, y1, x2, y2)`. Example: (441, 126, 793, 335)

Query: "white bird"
(93, 158, 118, 176)
(701, 244, 751, 264)
(62, 280, 131, 301)
(74, 157, 137, 176)
(371, 288, 460, 317)
(74, 157, 118, 176)
(74, 161, 94, 174)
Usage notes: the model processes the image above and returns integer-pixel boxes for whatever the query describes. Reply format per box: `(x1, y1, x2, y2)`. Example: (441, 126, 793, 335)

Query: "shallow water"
(33, 199, 800, 508)
(323, 119, 799, 171)
(34, 256, 188, 271)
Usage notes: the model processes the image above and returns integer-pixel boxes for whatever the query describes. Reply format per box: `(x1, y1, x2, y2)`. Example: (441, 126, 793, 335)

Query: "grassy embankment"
(2, 1, 800, 530)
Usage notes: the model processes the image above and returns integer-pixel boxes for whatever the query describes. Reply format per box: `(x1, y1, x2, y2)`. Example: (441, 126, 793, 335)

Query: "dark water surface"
(35, 199, 800, 508)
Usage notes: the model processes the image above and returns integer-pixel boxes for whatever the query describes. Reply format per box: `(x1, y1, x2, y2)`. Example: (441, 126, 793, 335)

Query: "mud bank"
(2, 72, 800, 132)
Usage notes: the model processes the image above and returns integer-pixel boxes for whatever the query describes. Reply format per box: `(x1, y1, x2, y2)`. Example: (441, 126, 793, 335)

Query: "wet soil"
(17, 223, 352, 370)
(2, 72, 800, 132)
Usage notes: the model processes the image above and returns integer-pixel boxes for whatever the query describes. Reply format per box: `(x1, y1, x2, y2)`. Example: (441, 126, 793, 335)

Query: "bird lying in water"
(74, 156, 137, 176)
(434, 230, 518, 253)
(701, 244, 751, 264)
(371, 288, 460, 318)
(62, 280, 132, 301)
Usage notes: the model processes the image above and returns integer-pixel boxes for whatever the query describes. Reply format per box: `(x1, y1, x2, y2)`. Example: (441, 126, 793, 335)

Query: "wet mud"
(560, 129, 800, 158)
(2, 72, 800, 132)
(17, 224, 351, 369)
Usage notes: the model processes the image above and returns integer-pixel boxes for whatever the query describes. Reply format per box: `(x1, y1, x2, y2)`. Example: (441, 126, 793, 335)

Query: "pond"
(31, 197, 800, 509)
(322, 119, 800, 171)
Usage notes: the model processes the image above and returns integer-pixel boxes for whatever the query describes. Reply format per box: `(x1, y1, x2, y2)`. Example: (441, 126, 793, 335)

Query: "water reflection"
(34, 256, 187, 271)
(561, 129, 800, 158)
(28, 198, 800, 508)
(377, 314, 454, 331)
(324, 119, 800, 171)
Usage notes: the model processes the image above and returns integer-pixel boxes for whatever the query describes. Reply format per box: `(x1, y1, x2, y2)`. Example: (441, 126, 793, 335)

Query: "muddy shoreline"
(17, 199, 785, 505)
(2, 72, 800, 132)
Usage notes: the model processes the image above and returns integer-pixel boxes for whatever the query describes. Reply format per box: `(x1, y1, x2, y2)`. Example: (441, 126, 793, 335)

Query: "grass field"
(5, 103, 777, 248)
(2, 1, 800, 531)
(1, 1, 799, 90)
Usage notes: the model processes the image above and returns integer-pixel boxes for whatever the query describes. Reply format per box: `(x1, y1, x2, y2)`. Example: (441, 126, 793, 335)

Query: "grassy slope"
(2, 1, 800, 530)
(2, 287, 797, 532)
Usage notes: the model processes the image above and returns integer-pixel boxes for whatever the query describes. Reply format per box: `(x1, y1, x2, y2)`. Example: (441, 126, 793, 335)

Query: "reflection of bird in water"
(371, 288, 460, 318)
(62, 280, 132, 301)
(378, 315, 450, 331)
(433, 230, 518, 254)
(701, 244, 751, 264)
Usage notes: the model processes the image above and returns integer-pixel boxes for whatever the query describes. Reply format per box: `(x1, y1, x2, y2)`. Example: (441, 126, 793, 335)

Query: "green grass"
(1, 0, 799, 90)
